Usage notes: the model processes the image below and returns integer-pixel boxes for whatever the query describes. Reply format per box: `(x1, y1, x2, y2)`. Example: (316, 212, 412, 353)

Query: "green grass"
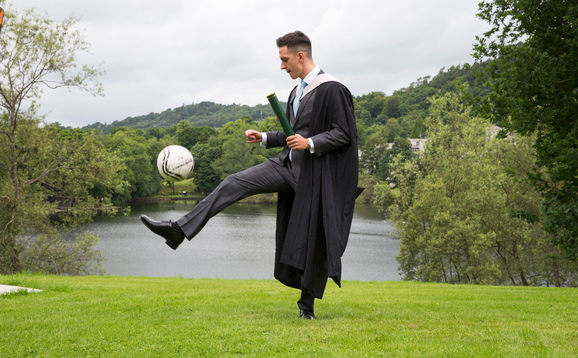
(159, 179, 199, 197)
(1, 275, 576, 357)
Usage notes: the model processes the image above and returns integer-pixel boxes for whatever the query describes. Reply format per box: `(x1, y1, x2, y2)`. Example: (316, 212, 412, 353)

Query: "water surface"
(87, 201, 401, 281)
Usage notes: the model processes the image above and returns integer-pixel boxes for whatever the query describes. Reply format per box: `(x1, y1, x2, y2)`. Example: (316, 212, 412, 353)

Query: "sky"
(11, 0, 490, 128)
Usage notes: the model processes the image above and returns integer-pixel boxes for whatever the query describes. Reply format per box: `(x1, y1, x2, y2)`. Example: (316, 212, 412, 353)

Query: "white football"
(157, 145, 194, 182)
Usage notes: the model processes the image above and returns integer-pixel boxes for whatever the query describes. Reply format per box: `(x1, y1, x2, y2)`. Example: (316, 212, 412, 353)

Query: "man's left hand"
(287, 134, 309, 150)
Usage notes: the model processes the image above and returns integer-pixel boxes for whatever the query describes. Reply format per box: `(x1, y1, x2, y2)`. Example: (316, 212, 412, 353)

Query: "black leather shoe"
(140, 215, 185, 250)
(300, 310, 315, 320)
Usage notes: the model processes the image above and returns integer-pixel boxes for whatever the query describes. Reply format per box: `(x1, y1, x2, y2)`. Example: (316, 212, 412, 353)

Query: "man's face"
(279, 46, 303, 80)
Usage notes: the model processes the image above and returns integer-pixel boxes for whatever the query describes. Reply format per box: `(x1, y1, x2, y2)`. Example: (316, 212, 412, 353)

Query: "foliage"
(376, 151, 423, 221)
(2, 275, 577, 357)
(359, 125, 389, 176)
(0, 5, 122, 274)
(103, 127, 166, 204)
(379, 137, 414, 183)
(212, 118, 272, 180)
(354, 63, 490, 131)
(191, 141, 222, 193)
(19, 231, 104, 275)
(83, 102, 280, 134)
(175, 120, 217, 150)
(473, 0, 578, 259)
(0, 121, 124, 274)
(373, 181, 397, 215)
(389, 93, 576, 286)
(355, 172, 379, 204)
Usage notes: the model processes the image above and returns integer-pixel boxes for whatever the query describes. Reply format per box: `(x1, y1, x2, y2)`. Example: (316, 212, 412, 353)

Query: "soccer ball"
(157, 145, 194, 182)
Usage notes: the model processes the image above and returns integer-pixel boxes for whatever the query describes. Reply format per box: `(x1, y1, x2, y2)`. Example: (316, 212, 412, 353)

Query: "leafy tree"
(194, 125, 218, 145)
(359, 125, 390, 177)
(257, 115, 283, 133)
(473, 0, 578, 259)
(191, 141, 222, 193)
(212, 119, 269, 180)
(383, 95, 402, 118)
(356, 92, 387, 120)
(353, 108, 372, 129)
(378, 136, 414, 183)
(409, 115, 426, 138)
(175, 120, 218, 149)
(175, 120, 196, 149)
(384, 118, 402, 142)
(356, 172, 379, 204)
(0, 5, 124, 274)
(390, 94, 576, 286)
(375, 149, 422, 220)
(104, 128, 164, 204)
(375, 113, 389, 126)
(0, 120, 124, 274)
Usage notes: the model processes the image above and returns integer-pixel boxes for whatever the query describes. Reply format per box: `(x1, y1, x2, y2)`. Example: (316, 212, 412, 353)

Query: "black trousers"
(298, 290, 315, 312)
(176, 159, 316, 311)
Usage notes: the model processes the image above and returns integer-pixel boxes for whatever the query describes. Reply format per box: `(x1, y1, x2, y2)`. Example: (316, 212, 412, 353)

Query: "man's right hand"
(245, 129, 263, 144)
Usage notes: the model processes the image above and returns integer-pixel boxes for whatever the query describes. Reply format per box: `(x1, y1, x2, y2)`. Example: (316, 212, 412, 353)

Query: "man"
(140, 31, 359, 319)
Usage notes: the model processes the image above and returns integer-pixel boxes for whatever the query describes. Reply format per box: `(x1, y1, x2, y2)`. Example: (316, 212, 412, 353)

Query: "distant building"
(379, 137, 428, 154)
(409, 138, 427, 153)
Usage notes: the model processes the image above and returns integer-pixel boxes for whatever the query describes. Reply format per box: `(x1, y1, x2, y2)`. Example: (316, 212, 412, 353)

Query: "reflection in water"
(86, 201, 401, 281)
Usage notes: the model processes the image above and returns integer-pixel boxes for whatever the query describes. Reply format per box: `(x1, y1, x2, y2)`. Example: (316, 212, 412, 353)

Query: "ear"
(297, 51, 305, 62)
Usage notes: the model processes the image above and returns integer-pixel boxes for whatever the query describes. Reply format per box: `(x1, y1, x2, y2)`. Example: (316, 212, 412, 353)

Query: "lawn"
(1, 275, 576, 357)
(159, 179, 199, 197)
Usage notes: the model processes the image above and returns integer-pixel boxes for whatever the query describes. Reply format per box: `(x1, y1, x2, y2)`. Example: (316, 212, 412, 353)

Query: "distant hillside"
(82, 101, 281, 134)
(82, 62, 488, 134)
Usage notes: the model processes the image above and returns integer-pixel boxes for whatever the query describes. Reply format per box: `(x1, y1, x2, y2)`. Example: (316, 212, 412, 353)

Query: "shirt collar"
(302, 66, 320, 85)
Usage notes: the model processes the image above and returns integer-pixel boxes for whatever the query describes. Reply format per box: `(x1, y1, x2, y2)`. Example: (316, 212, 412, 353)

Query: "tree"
(191, 141, 222, 193)
(212, 119, 268, 180)
(384, 118, 402, 142)
(473, 0, 578, 259)
(104, 128, 164, 204)
(175, 120, 197, 149)
(356, 92, 387, 119)
(0, 6, 122, 274)
(383, 95, 402, 118)
(359, 125, 390, 177)
(410, 115, 426, 138)
(378, 136, 414, 183)
(258, 116, 283, 134)
(390, 93, 576, 286)
(175, 120, 217, 149)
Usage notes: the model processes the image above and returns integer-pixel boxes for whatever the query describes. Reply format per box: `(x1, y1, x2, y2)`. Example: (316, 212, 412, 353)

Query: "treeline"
(82, 62, 488, 137)
(83, 102, 278, 134)
(95, 115, 283, 205)
(86, 63, 488, 205)
(81, 63, 492, 206)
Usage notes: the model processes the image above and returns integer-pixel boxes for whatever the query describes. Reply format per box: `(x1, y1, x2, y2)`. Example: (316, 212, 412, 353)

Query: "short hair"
(276, 31, 312, 59)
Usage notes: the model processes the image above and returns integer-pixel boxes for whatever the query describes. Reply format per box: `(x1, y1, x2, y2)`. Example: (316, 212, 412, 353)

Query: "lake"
(86, 201, 401, 281)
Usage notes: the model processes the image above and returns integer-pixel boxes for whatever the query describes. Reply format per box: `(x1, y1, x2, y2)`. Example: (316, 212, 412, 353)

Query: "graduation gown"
(273, 79, 359, 299)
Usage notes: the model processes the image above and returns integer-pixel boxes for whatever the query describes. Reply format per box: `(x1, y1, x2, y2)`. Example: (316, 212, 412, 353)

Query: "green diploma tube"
(267, 93, 294, 136)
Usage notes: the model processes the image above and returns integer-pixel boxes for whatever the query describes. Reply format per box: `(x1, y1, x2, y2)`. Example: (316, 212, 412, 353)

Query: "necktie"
(289, 81, 307, 162)
(293, 80, 307, 116)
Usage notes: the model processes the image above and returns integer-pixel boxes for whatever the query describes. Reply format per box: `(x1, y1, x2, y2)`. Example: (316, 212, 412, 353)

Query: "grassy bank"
(151, 180, 276, 203)
(1, 275, 576, 357)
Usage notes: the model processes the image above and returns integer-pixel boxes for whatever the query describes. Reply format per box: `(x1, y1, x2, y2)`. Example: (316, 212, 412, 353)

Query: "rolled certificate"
(267, 93, 294, 136)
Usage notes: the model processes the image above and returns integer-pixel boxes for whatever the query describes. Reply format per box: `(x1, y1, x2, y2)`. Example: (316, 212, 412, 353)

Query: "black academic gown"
(273, 80, 359, 299)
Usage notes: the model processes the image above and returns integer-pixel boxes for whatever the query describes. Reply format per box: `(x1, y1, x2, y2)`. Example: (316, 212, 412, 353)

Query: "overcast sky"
(12, 0, 490, 128)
